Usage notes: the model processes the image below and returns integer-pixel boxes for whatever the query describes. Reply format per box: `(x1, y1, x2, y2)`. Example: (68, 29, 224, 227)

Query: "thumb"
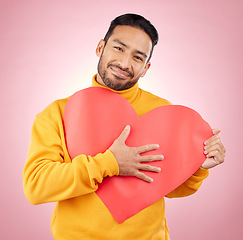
(212, 128, 221, 135)
(116, 125, 130, 143)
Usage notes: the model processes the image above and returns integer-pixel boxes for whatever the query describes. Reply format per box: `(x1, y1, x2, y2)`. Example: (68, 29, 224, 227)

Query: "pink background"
(0, 0, 242, 239)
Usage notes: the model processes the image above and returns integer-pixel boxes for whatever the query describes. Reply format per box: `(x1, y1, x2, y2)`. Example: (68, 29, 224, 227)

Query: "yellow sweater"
(23, 75, 209, 240)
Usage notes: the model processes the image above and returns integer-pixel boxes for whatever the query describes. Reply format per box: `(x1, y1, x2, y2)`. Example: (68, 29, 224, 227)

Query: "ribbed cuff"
(94, 150, 119, 178)
(194, 167, 209, 177)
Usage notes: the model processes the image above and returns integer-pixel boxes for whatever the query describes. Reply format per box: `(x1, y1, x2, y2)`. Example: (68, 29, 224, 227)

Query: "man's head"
(104, 14, 159, 63)
(96, 13, 159, 91)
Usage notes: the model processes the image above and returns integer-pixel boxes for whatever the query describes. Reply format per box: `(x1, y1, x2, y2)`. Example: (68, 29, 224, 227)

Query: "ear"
(141, 62, 151, 77)
(96, 39, 105, 57)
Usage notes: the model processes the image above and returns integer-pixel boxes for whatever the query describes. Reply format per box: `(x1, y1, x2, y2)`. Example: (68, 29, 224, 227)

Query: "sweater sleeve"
(23, 102, 119, 205)
(165, 167, 209, 198)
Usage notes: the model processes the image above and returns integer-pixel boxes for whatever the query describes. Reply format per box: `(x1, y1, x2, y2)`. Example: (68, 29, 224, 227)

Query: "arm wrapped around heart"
(23, 100, 119, 205)
(165, 167, 209, 198)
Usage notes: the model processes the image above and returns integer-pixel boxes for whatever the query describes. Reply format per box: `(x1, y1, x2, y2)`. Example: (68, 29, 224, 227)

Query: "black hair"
(104, 13, 159, 62)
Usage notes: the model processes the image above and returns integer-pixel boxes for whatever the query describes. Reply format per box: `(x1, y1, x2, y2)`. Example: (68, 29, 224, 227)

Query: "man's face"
(96, 25, 152, 91)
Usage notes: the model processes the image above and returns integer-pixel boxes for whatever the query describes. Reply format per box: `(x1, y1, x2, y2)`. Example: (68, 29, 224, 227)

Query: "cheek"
(133, 65, 146, 77)
(102, 55, 115, 68)
(102, 48, 116, 61)
(99, 55, 109, 69)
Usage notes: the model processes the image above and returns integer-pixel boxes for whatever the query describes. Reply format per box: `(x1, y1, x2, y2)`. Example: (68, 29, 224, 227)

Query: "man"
(23, 14, 226, 239)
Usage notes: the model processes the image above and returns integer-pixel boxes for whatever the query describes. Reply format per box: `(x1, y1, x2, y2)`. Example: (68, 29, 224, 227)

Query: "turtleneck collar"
(91, 74, 141, 105)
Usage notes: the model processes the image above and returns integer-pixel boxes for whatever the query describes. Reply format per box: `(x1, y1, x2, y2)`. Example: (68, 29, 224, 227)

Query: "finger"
(204, 144, 223, 154)
(116, 125, 130, 143)
(204, 134, 221, 145)
(139, 154, 164, 162)
(212, 128, 221, 135)
(138, 163, 161, 173)
(204, 136, 226, 156)
(135, 171, 153, 183)
(136, 144, 159, 154)
(206, 150, 224, 164)
(204, 143, 224, 156)
(206, 133, 226, 154)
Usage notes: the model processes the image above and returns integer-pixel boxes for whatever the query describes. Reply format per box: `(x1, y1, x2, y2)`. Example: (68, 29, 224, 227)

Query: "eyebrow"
(113, 39, 148, 59)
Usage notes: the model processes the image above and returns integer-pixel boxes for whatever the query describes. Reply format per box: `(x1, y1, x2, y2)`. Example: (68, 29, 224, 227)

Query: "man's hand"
(201, 129, 226, 169)
(109, 125, 163, 183)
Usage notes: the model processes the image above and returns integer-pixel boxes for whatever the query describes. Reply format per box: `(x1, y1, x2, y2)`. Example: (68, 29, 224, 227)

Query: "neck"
(91, 74, 140, 105)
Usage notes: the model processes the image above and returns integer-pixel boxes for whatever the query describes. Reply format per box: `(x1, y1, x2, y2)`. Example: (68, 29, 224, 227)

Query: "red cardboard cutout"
(63, 87, 213, 223)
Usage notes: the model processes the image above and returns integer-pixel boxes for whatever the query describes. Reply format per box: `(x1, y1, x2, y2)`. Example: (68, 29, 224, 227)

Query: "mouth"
(110, 66, 131, 79)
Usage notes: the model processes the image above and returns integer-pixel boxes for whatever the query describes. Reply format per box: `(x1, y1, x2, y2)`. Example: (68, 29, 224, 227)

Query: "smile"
(110, 66, 131, 79)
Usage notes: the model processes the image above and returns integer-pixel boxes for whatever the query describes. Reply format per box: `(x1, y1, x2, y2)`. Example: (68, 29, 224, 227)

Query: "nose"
(118, 53, 132, 70)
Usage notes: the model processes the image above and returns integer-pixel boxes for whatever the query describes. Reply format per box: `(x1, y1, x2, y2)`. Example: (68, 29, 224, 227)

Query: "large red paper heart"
(63, 87, 212, 223)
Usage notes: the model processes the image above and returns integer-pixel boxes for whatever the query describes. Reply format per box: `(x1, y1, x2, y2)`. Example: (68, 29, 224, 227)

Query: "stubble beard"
(97, 57, 138, 91)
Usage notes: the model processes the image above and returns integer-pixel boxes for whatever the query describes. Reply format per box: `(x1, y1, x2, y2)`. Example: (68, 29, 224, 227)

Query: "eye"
(134, 56, 144, 62)
(114, 46, 123, 51)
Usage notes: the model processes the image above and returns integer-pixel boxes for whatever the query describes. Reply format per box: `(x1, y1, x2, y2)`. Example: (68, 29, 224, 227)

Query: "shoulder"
(36, 96, 70, 121)
(141, 89, 172, 105)
(134, 88, 172, 116)
(139, 88, 172, 107)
